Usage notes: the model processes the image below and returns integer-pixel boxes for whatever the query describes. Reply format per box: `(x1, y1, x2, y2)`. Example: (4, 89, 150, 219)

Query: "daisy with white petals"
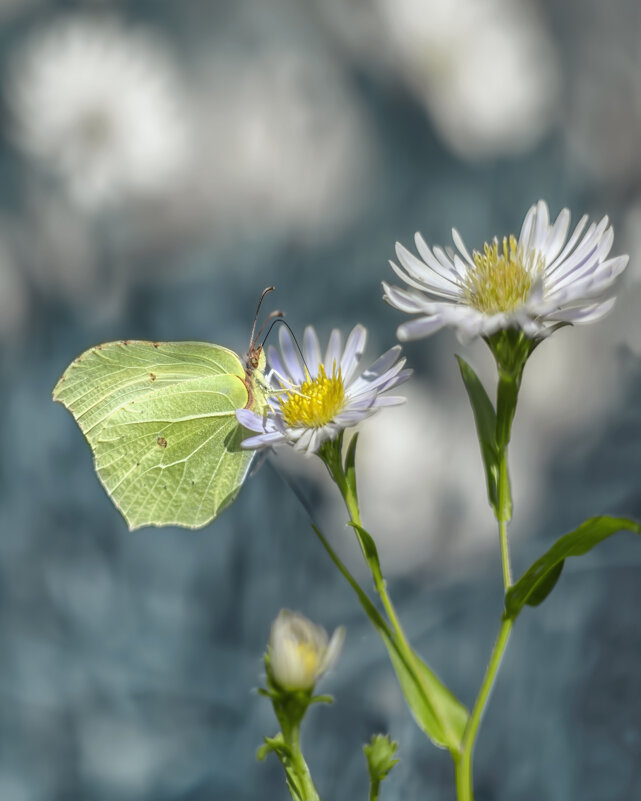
(383, 200, 629, 343)
(237, 324, 411, 455)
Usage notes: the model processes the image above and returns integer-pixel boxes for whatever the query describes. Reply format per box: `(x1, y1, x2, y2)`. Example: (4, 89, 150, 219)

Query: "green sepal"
(456, 355, 499, 511)
(505, 516, 641, 619)
(257, 734, 305, 801)
(257, 733, 291, 762)
(308, 694, 334, 706)
(312, 524, 468, 753)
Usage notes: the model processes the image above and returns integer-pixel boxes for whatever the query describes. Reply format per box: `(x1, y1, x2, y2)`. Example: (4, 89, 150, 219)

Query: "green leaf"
(505, 516, 641, 619)
(523, 561, 564, 607)
(312, 524, 468, 753)
(53, 340, 268, 530)
(386, 646, 468, 752)
(343, 432, 359, 497)
(257, 735, 304, 801)
(456, 355, 499, 510)
(257, 733, 289, 762)
(350, 521, 381, 567)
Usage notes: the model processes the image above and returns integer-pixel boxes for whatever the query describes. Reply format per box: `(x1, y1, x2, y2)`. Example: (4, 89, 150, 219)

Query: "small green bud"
(364, 733, 399, 784)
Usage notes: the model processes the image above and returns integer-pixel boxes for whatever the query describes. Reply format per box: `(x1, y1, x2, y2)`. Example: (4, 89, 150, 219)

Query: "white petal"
(541, 208, 570, 263)
(318, 626, 346, 676)
(414, 233, 463, 281)
(545, 214, 589, 273)
(389, 258, 461, 300)
(340, 324, 367, 383)
(278, 326, 304, 384)
(236, 408, 266, 432)
(451, 228, 476, 268)
(548, 297, 616, 323)
(241, 430, 285, 449)
(395, 242, 462, 295)
(303, 326, 322, 376)
(325, 329, 342, 373)
(518, 203, 538, 253)
(397, 315, 448, 341)
(383, 281, 448, 314)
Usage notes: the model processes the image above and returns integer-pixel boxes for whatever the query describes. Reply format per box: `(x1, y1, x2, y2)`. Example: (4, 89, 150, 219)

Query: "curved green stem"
(342, 481, 405, 641)
(318, 437, 459, 751)
(454, 617, 512, 801)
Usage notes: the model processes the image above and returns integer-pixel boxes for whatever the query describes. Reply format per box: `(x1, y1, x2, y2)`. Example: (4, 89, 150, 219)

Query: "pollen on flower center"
(463, 235, 544, 315)
(287, 640, 321, 676)
(280, 363, 345, 428)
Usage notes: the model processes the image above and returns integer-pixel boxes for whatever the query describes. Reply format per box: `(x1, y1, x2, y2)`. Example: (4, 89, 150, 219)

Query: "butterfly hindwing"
(53, 340, 260, 529)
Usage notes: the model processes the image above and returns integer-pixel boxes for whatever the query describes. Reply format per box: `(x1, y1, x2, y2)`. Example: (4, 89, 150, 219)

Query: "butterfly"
(53, 289, 277, 530)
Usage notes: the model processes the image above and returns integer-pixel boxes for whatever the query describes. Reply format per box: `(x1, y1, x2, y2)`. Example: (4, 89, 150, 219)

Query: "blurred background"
(1, 0, 641, 799)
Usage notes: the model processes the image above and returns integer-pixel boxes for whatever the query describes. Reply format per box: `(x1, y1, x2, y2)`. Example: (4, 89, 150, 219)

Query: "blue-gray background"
(1, 1, 641, 799)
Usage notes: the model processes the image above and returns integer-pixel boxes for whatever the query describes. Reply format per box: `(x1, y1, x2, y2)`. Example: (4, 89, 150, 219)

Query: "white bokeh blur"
(7, 15, 193, 211)
(314, 0, 559, 158)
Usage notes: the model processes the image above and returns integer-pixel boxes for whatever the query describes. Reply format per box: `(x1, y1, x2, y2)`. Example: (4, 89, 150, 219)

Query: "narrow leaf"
(456, 355, 499, 510)
(505, 516, 641, 619)
(312, 524, 468, 752)
(350, 522, 381, 567)
(344, 432, 359, 491)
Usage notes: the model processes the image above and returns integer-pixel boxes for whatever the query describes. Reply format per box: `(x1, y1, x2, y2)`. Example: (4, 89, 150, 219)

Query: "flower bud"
(268, 610, 345, 692)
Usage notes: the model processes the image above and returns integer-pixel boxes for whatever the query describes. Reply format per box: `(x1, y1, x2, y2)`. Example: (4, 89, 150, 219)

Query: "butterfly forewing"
(53, 340, 259, 529)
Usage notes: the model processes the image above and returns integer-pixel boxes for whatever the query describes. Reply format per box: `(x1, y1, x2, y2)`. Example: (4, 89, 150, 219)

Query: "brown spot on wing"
(157, 436, 168, 448)
(149, 372, 156, 381)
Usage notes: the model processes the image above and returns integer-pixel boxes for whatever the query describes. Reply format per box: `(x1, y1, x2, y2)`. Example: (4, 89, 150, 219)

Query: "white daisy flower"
(237, 324, 411, 456)
(7, 15, 190, 211)
(383, 200, 629, 342)
(268, 609, 345, 692)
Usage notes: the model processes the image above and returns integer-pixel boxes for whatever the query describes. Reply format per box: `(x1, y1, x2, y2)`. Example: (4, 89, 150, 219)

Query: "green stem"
(286, 722, 320, 801)
(454, 617, 513, 801)
(342, 481, 404, 641)
(497, 452, 513, 590)
(456, 355, 522, 799)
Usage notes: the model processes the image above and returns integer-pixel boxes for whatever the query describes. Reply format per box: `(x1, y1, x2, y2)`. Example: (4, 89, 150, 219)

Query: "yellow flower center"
(291, 640, 321, 677)
(280, 363, 345, 428)
(462, 235, 544, 315)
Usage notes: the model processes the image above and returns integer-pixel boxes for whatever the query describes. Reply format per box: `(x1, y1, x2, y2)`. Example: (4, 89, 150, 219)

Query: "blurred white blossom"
(7, 15, 192, 211)
(268, 610, 345, 692)
(316, 0, 559, 159)
(562, 0, 641, 187)
(192, 48, 376, 240)
(0, 231, 29, 342)
(376, 0, 559, 158)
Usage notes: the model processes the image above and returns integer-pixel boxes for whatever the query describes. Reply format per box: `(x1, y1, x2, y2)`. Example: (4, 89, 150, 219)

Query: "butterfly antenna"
(255, 309, 285, 344)
(262, 318, 309, 375)
(250, 286, 276, 350)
